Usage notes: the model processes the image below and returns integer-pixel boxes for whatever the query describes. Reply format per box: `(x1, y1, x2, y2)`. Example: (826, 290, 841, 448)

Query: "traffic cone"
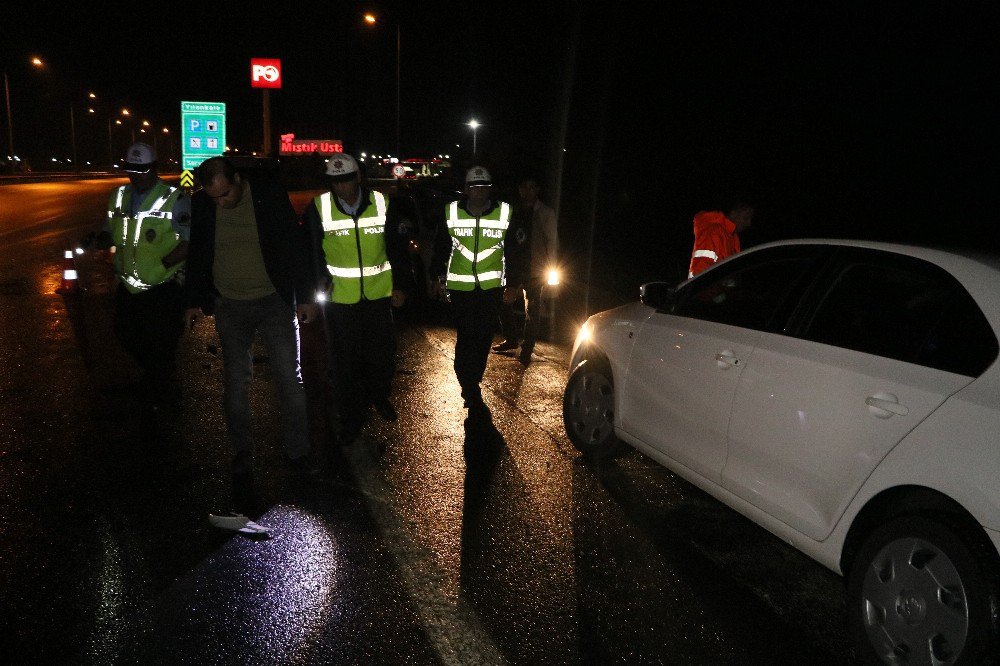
(56, 249, 80, 295)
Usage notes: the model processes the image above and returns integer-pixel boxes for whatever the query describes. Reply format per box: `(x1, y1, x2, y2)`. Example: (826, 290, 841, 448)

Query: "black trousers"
(113, 281, 184, 389)
(499, 281, 543, 350)
(450, 287, 502, 402)
(325, 297, 397, 428)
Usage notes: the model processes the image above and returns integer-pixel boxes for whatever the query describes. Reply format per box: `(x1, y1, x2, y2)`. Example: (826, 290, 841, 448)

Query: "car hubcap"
(567, 372, 614, 446)
(861, 536, 968, 664)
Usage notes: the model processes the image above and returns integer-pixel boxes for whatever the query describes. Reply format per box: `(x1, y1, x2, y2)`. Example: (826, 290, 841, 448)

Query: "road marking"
(342, 442, 508, 665)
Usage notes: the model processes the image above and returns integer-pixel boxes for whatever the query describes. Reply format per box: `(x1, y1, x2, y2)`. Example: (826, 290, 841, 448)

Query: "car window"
(799, 250, 998, 376)
(671, 245, 825, 332)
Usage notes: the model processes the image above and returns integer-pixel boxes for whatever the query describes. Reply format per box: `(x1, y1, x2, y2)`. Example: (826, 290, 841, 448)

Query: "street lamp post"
(467, 119, 480, 157)
(69, 102, 77, 172)
(364, 13, 401, 157)
(3, 58, 46, 168)
(3, 70, 13, 159)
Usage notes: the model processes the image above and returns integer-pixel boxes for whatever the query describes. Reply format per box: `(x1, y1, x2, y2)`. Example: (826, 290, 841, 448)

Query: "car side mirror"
(640, 282, 675, 310)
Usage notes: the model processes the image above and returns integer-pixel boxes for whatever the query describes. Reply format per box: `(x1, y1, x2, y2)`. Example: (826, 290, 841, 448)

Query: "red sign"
(250, 58, 282, 89)
(279, 133, 343, 156)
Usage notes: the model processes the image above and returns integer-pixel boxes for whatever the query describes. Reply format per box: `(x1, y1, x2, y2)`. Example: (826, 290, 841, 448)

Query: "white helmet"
(325, 153, 359, 180)
(122, 142, 157, 173)
(465, 166, 492, 186)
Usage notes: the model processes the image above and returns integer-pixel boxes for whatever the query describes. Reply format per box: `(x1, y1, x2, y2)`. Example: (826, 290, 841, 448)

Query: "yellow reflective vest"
(315, 190, 393, 304)
(445, 200, 511, 291)
(106, 181, 184, 294)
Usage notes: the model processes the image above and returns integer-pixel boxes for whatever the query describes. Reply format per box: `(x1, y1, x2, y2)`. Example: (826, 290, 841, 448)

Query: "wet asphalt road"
(0, 181, 857, 664)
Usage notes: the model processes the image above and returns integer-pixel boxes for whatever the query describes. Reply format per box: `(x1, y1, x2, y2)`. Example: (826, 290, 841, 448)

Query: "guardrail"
(0, 171, 183, 185)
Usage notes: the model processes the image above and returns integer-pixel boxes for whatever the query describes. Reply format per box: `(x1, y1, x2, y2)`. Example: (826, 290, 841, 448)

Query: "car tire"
(847, 514, 1000, 664)
(563, 360, 621, 461)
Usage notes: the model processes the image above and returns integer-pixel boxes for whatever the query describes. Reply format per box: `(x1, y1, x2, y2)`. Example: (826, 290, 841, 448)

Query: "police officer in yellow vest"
(430, 166, 527, 413)
(304, 153, 412, 443)
(98, 142, 190, 404)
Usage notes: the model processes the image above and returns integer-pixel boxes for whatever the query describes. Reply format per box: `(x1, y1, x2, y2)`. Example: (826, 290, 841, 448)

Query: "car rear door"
(722, 248, 997, 540)
(622, 245, 827, 483)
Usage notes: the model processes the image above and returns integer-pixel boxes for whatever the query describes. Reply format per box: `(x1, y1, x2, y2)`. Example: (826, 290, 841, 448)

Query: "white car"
(563, 239, 1000, 664)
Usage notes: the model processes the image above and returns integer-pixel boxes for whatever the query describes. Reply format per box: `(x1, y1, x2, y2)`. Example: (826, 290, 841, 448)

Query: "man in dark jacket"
(183, 156, 320, 479)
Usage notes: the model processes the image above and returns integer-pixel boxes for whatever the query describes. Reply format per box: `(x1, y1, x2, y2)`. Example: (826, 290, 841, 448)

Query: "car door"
(621, 245, 827, 483)
(722, 248, 997, 540)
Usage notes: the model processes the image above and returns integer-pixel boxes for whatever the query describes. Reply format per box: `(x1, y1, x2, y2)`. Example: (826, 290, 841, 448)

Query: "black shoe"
(518, 346, 534, 364)
(372, 398, 398, 422)
(288, 454, 321, 477)
(232, 450, 253, 475)
(339, 424, 364, 447)
(491, 339, 518, 353)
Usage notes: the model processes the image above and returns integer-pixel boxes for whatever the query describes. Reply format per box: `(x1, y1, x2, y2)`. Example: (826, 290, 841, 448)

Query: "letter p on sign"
(250, 58, 282, 89)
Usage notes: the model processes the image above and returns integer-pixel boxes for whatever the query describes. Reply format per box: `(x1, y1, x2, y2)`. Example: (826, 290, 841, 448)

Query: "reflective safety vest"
(316, 190, 392, 304)
(445, 200, 511, 291)
(107, 181, 184, 294)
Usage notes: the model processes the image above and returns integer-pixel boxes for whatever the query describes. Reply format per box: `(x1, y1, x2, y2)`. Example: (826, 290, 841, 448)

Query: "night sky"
(4, 2, 999, 286)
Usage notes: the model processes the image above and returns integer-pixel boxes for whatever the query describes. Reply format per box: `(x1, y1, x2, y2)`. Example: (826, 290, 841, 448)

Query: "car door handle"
(865, 394, 909, 418)
(715, 350, 740, 369)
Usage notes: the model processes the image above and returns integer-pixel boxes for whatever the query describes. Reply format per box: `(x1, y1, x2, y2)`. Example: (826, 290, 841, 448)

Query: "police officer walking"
(304, 154, 411, 443)
(430, 166, 526, 413)
(96, 142, 190, 407)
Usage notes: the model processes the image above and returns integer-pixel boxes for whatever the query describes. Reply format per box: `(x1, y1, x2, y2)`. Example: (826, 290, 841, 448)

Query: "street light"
(3, 57, 47, 168)
(363, 12, 401, 157)
(467, 119, 480, 157)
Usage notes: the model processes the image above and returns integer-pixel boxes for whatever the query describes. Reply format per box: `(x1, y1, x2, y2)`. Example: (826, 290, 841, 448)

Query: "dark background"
(4, 1, 999, 290)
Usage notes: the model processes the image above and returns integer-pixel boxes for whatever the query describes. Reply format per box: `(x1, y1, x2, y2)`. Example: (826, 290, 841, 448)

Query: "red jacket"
(688, 211, 741, 278)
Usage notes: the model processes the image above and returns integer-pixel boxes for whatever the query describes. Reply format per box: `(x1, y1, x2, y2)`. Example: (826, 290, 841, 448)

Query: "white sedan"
(563, 239, 1000, 664)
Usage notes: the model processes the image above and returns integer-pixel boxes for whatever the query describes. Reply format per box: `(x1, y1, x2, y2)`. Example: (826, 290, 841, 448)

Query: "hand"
(390, 290, 406, 308)
(502, 286, 522, 304)
(297, 303, 320, 324)
(183, 307, 201, 331)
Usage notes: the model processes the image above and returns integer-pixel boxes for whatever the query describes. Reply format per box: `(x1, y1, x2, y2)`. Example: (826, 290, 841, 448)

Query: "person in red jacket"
(687, 203, 754, 278)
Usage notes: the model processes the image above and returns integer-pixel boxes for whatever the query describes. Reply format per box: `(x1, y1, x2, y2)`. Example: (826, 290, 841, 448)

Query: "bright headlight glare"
(547, 268, 560, 286)
(315, 290, 328, 303)
(578, 323, 590, 342)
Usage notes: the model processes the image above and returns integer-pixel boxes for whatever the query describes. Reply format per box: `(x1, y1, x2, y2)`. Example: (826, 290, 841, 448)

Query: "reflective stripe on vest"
(107, 182, 182, 293)
(317, 190, 393, 304)
(444, 201, 510, 291)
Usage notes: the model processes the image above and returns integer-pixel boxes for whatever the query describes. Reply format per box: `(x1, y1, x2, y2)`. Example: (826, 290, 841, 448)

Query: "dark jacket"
(185, 174, 316, 312)
(430, 198, 528, 288)
(302, 186, 415, 299)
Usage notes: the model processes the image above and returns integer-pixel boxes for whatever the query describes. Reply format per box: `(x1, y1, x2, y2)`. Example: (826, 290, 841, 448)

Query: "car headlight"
(547, 268, 560, 286)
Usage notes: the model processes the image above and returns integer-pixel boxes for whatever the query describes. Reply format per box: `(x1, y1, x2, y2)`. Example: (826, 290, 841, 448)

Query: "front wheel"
(563, 361, 621, 461)
(847, 515, 1000, 664)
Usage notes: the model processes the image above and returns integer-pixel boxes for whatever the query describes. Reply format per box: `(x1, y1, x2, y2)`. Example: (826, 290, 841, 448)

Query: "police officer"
(304, 153, 411, 443)
(430, 166, 526, 413)
(95, 142, 190, 406)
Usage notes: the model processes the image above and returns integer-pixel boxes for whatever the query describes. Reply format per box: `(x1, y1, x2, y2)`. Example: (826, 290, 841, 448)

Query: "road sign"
(392, 164, 406, 178)
(181, 101, 226, 170)
(250, 58, 282, 89)
(180, 170, 195, 188)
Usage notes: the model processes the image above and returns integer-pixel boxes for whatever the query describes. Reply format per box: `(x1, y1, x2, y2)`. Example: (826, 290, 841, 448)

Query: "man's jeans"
(214, 293, 309, 460)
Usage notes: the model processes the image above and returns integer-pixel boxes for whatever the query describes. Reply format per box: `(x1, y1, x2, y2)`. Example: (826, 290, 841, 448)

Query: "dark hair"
(195, 156, 237, 186)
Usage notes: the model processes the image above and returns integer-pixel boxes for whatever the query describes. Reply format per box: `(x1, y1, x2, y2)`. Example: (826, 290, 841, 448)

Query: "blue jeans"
(213, 293, 309, 460)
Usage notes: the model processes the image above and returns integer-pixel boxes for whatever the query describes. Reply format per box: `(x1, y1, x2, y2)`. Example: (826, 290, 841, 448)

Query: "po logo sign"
(250, 58, 282, 89)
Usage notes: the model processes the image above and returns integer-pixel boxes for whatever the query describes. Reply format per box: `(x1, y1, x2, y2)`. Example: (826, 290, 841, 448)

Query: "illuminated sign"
(180, 101, 226, 170)
(279, 133, 343, 156)
(251, 58, 282, 89)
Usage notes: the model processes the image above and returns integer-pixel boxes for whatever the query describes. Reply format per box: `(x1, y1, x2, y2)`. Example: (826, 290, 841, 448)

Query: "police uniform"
(104, 143, 190, 399)
(430, 167, 526, 409)
(304, 154, 411, 440)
